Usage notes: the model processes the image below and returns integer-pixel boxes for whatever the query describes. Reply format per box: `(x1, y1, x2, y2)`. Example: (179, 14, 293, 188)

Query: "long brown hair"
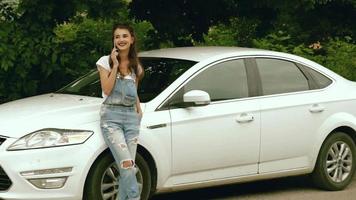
(109, 23, 144, 80)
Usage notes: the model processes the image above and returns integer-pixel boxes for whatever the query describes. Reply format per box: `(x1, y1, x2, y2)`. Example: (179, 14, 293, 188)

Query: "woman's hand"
(110, 47, 119, 68)
(137, 109, 143, 120)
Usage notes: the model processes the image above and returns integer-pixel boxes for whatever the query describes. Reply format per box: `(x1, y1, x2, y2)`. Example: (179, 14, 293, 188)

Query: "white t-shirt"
(96, 55, 111, 72)
(96, 55, 136, 98)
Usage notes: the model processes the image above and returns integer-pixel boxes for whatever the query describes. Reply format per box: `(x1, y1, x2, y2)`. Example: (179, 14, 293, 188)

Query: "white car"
(0, 47, 356, 200)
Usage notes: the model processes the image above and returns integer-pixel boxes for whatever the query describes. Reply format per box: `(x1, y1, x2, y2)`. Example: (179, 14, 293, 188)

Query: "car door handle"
(236, 113, 254, 123)
(147, 124, 167, 129)
(309, 104, 325, 113)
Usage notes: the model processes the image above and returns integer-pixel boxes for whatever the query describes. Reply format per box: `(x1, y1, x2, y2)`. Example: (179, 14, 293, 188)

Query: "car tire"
(312, 132, 356, 190)
(84, 152, 152, 200)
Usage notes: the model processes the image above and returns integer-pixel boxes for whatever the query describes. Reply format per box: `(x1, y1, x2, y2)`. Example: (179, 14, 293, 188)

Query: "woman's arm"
(135, 78, 143, 116)
(98, 48, 119, 96)
(98, 66, 118, 96)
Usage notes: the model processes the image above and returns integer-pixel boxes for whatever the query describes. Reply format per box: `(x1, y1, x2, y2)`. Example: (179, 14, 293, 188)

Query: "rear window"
(256, 58, 309, 95)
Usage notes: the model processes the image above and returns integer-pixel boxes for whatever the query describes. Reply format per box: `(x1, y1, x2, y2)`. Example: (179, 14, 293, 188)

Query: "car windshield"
(56, 57, 197, 102)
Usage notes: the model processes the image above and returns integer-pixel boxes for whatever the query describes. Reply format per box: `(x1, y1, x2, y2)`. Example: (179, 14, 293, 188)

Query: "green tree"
(0, 0, 155, 103)
(130, 0, 356, 46)
(198, 17, 259, 47)
(129, 0, 239, 46)
(253, 32, 356, 81)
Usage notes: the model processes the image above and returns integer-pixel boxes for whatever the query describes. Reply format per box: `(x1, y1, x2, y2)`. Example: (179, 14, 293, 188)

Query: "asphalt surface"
(151, 174, 356, 200)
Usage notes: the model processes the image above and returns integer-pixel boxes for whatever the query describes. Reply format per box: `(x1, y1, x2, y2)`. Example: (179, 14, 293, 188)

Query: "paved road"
(151, 175, 356, 200)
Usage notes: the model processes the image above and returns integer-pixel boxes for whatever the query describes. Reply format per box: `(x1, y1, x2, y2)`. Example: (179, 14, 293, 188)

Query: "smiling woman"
(0, 47, 356, 200)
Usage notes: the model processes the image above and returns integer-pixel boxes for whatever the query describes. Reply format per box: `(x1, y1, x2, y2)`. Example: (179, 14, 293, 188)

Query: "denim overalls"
(100, 71, 141, 200)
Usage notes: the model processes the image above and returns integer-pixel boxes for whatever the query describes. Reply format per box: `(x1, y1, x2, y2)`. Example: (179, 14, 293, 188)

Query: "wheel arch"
(331, 126, 356, 145)
(311, 112, 356, 170)
(83, 147, 111, 198)
(137, 144, 158, 195)
(83, 144, 158, 197)
(311, 126, 356, 190)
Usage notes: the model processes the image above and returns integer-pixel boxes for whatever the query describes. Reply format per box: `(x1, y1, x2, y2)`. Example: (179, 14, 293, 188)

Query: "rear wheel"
(312, 132, 356, 190)
(84, 152, 152, 200)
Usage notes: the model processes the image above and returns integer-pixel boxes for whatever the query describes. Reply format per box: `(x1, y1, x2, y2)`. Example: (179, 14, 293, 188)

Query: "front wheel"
(312, 132, 356, 190)
(84, 152, 152, 200)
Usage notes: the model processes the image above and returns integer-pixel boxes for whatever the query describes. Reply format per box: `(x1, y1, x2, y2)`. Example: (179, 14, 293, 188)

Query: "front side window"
(256, 58, 309, 95)
(168, 59, 248, 107)
(138, 58, 196, 102)
(56, 70, 101, 97)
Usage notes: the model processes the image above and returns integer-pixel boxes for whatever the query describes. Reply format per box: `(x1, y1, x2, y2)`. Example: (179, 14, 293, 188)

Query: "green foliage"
(17, 0, 79, 30)
(253, 31, 356, 81)
(1, 0, 356, 104)
(131, 20, 156, 51)
(0, 0, 155, 104)
(130, 0, 356, 46)
(0, 2, 41, 102)
(201, 21, 356, 81)
(319, 39, 356, 81)
(53, 17, 155, 81)
(252, 30, 296, 53)
(198, 18, 259, 47)
(130, 0, 240, 46)
(201, 25, 236, 47)
(80, 0, 128, 19)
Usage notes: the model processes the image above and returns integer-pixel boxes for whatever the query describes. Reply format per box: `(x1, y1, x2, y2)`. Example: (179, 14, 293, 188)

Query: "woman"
(96, 23, 144, 200)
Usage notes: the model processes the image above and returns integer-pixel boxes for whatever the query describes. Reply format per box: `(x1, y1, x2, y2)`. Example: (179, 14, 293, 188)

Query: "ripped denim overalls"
(100, 71, 141, 200)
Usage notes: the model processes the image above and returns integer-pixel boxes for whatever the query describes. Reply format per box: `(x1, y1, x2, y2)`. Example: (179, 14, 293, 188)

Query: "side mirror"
(183, 90, 211, 106)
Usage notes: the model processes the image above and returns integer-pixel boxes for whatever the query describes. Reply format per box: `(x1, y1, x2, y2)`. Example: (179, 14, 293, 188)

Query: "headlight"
(7, 128, 93, 151)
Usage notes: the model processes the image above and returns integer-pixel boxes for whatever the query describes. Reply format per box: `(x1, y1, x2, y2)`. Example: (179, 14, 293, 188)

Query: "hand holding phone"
(111, 47, 120, 68)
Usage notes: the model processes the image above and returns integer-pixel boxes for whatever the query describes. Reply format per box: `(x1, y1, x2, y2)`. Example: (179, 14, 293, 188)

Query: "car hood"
(0, 93, 103, 138)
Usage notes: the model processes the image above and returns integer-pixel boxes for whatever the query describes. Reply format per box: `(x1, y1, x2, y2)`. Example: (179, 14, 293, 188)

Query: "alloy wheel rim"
(326, 141, 353, 183)
(100, 162, 144, 200)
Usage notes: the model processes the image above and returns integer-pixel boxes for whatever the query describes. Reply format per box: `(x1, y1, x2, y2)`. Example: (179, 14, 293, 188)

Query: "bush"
(0, 2, 57, 103)
(253, 32, 356, 81)
(199, 24, 356, 81)
(318, 38, 356, 81)
(0, 1, 155, 104)
(197, 17, 259, 47)
(52, 17, 155, 85)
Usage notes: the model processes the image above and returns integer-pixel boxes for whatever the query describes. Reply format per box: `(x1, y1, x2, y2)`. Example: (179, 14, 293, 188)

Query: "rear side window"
(256, 58, 309, 95)
(305, 67, 332, 88)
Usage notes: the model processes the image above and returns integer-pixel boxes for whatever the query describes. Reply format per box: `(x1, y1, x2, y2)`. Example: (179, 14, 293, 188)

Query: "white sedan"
(0, 47, 355, 200)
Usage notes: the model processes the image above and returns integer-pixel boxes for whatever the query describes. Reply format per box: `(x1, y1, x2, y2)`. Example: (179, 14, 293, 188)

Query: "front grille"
(0, 137, 6, 146)
(0, 166, 12, 191)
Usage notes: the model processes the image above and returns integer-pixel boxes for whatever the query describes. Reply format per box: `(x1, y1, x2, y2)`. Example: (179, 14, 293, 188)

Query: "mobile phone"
(115, 46, 121, 62)
(113, 41, 119, 52)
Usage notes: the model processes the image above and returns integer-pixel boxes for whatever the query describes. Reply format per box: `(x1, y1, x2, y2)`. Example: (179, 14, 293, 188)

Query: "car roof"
(138, 46, 343, 82)
(138, 46, 270, 62)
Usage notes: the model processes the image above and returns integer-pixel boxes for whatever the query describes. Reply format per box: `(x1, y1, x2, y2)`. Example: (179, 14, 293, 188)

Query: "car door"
(255, 58, 332, 173)
(164, 58, 261, 185)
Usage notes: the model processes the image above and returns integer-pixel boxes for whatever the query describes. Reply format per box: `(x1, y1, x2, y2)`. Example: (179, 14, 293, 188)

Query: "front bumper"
(0, 136, 100, 200)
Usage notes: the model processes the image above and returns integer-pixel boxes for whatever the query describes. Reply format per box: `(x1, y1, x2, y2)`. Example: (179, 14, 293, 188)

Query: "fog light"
(21, 167, 72, 176)
(28, 177, 67, 189)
